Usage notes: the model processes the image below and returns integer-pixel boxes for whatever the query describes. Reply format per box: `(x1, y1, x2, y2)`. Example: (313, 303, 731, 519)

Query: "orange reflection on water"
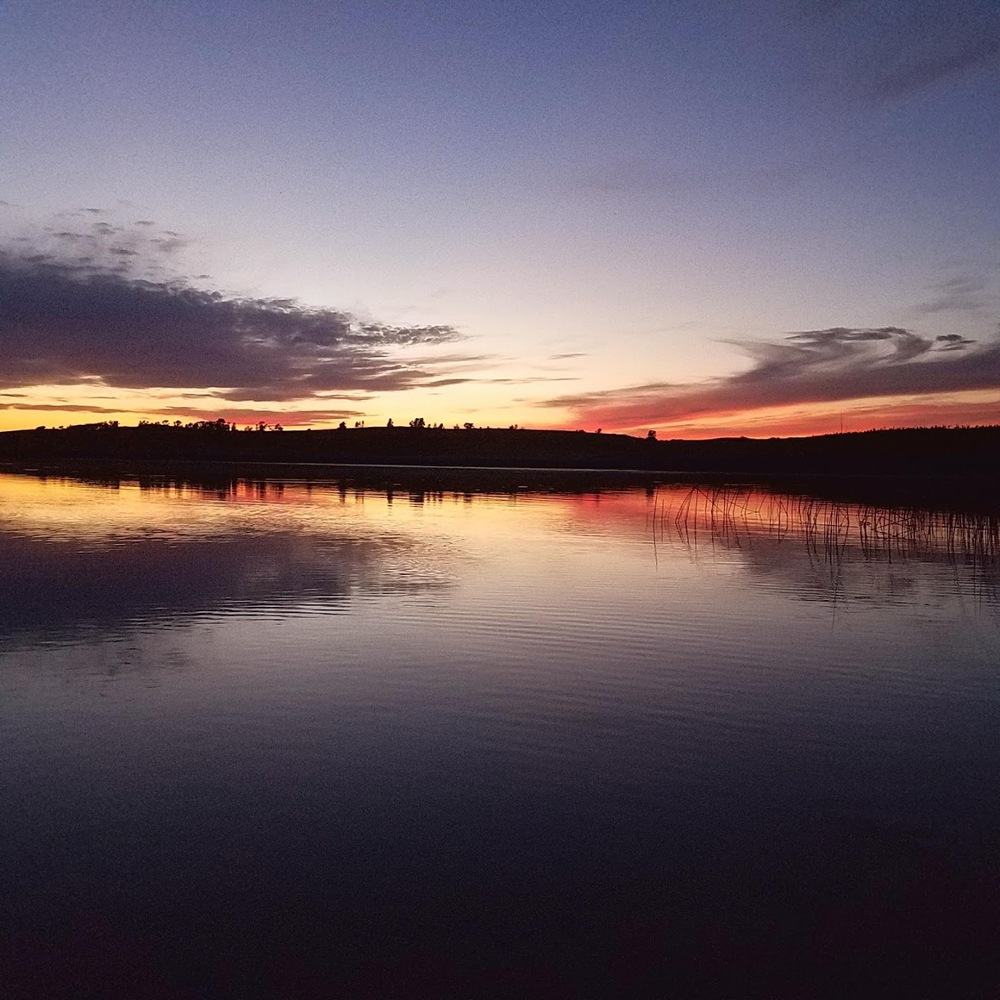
(0, 472, 661, 552)
(2, 472, 996, 575)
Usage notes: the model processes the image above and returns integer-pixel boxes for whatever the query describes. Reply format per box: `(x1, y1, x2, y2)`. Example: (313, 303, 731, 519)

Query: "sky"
(1, 0, 998, 438)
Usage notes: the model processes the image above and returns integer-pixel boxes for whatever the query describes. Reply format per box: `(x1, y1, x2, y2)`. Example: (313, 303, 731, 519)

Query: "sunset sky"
(1, 0, 998, 437)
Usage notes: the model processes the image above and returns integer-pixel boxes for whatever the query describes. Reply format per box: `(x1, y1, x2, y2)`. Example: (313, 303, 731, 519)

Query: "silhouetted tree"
(646, 429, 657, 440)
(409, 417, 426, 428)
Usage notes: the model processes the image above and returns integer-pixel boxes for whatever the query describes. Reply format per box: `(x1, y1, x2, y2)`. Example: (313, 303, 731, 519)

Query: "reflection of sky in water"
(0, 476, 463, 648)
(2, 473, 1000, 994)
(1, 475, 997, 653)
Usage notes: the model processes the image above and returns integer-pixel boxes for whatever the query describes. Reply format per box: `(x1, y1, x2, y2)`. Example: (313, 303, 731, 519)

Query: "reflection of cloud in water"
(658, 486, 999, 608)
(0, 526, 455, 651)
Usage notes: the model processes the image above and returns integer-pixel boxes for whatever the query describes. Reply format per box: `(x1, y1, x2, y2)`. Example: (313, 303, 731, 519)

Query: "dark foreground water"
(1, 472, 998, 998)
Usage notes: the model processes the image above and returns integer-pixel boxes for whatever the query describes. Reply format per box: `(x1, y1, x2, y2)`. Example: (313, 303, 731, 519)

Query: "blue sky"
(1, 0, 998, 435)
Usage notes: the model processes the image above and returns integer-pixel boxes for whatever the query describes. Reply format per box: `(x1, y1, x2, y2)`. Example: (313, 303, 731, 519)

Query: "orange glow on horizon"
(553, 389, 1000, 439)
(1, 388, 997, 440)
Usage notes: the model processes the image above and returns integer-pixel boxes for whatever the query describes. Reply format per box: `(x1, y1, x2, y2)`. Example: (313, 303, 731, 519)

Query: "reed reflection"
(657, 485, 999, 607)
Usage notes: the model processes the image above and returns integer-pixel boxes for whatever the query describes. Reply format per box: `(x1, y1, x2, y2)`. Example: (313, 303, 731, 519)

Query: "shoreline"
(4, 456, 998, 515)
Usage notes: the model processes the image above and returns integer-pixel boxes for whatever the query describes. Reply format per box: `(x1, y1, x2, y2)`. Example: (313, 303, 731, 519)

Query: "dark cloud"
(0, 222, 464, 403)
(420, 377, 476, 388)
(935, 334, 977, 351)
(541, 326, 1000, 429)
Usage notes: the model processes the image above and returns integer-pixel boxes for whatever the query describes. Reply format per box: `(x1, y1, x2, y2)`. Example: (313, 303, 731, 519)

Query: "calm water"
(1, 472, 998, 998)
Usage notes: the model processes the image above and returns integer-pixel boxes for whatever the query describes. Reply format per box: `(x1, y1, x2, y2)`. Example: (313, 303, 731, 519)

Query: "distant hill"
(1, 422, 998, 480)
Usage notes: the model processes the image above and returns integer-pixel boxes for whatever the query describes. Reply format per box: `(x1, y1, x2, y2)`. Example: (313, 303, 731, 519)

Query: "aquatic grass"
(658, 485, 999, 604)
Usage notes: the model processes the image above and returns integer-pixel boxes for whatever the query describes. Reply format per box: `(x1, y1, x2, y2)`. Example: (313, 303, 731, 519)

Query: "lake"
(1, 471, 998, 997)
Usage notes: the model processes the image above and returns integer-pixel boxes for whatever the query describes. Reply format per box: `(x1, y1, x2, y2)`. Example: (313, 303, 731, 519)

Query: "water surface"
(2, 473, 998, 997)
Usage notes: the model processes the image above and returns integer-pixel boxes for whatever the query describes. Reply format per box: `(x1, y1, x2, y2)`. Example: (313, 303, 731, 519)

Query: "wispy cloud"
(485, 376, 579, 385)
(0, 403, 124, 414)
(795, 0, 1000, 103)
(0, 216, 464, 403)
(914, 273, 995, 316)
(574, 155, 814, 197)
(541, 326, 1000, 431)
(157, 406, 365, 426)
